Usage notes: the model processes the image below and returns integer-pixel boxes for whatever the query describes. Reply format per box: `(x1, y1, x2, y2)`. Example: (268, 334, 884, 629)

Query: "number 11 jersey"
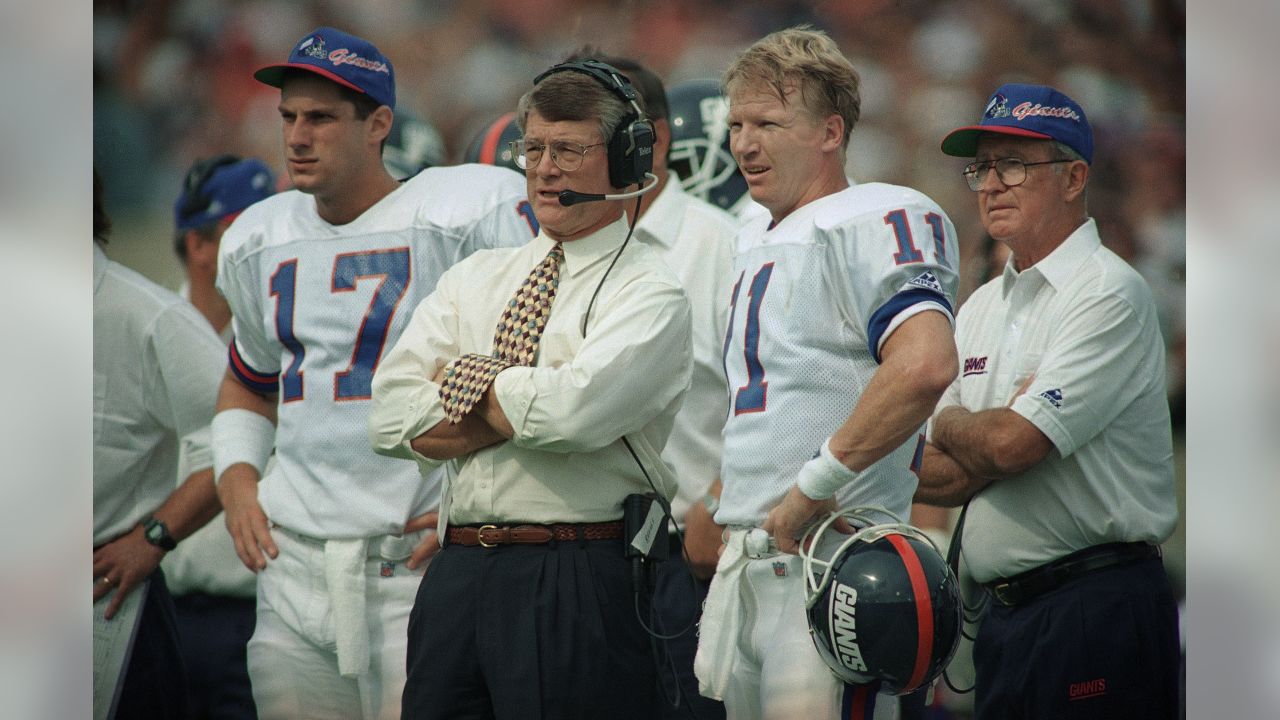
(718, 183, 960, 527)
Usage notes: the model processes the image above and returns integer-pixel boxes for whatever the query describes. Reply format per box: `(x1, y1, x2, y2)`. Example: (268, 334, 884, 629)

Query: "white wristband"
(212, 408, 276, 486)
(795, 437, 859, 501)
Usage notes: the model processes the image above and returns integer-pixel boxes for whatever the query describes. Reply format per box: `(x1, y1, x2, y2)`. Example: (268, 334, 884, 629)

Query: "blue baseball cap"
(941, 83, 1093, 164)
(175, 157, 275, 231)
(254, 27, 396, 110)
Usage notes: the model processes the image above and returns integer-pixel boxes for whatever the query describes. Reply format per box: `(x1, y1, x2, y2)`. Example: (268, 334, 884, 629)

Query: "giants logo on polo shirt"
(963, 356, 988, 377)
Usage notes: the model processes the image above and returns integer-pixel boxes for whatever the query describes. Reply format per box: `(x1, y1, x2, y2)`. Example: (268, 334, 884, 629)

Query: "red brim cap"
(940, 125, 1055, 159)
(253, 63, 368, 97)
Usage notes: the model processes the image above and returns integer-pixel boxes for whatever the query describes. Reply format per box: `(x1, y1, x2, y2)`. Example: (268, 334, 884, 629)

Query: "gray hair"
(515, 68, 641, 149)
(1052, 141, 1085, 163)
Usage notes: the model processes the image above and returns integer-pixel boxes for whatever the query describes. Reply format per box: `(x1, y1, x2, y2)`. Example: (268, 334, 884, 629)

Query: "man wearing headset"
(369, 60, 692, 720)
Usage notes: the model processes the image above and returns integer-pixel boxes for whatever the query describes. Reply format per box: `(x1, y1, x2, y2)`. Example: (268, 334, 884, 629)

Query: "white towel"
(323, 538, 369, 678)
(693, 529, 751, 700)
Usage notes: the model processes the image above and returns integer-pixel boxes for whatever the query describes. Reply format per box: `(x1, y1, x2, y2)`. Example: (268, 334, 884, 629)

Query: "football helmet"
(463, 112, 523, 173)
(800, 509, 962, 695)
(384, 111, 446, 180)
(666, 79, 749, 213)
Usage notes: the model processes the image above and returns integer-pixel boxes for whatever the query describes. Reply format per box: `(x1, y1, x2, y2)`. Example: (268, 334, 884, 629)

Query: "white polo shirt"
(941, 219, 1178, 584)
(633, 174, 737, 521)
(94, 244, 225, 547)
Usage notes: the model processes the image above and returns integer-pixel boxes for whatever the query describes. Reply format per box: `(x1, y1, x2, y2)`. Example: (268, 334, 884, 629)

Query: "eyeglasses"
(511, 139, 605, 172)
(962, 157, 1072, 191)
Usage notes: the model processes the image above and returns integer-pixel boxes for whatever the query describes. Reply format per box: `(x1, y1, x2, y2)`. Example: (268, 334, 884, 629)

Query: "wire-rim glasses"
(962, 157, 1072, 191)
(511, 139, 606, 172)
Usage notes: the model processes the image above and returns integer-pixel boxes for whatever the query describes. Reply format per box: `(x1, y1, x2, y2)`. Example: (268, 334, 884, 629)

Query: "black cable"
(938, 503, 980, 693)
(580, 193, 646, 336)
(593, 190, 702, 718)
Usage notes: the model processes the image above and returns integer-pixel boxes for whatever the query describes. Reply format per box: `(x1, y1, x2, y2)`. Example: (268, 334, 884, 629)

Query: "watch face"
(145, 518, 175, 549)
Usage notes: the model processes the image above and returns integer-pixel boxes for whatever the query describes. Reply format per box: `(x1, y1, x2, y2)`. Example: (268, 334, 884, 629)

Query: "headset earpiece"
(532, 61, 655, 188)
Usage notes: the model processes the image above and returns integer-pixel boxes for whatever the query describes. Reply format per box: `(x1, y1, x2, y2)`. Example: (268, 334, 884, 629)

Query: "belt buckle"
(477, 524, 499, 548)
(990, 581, 1017, 606)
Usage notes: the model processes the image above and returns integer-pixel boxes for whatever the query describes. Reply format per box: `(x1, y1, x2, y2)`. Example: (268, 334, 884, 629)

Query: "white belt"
(694, 527, 779, 699)
(273, 524, 424, 679)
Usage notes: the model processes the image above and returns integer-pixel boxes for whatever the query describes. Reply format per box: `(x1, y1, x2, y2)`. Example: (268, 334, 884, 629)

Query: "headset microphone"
(558, 172, 659, 207)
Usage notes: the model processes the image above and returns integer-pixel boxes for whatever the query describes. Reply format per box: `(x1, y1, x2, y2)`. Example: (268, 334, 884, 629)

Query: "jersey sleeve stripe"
(228, 339, 279, 394)
(865, 288, 953, 363)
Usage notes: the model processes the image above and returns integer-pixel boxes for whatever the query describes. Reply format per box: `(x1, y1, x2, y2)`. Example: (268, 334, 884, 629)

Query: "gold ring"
(99, 576, 113, 585)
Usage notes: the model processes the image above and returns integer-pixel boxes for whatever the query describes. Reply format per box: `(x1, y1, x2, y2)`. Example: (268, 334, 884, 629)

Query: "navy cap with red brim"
(940, 83, 1092, 164)
(252, 26, 396, 110)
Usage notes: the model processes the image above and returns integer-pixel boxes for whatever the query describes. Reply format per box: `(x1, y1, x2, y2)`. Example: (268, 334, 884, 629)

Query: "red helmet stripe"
(480, 112, 515, 165)
(841, 682, 872, 719)
(887, 533, 934, 692)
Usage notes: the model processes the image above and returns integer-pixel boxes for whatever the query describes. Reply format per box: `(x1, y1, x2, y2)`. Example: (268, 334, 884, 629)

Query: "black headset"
(532, 60, 655, 189)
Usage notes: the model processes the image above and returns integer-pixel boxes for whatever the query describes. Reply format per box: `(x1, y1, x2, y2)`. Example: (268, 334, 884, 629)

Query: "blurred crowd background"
(92, 0, 1186, 579)
(94, 0, 1186, 419)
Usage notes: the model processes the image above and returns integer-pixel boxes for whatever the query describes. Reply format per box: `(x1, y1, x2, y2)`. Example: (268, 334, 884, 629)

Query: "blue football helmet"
(800, 508, 962, 695)
(384, 111, 446, 180)
(463, 112, 523, 173)
(666, 79, 749, 213)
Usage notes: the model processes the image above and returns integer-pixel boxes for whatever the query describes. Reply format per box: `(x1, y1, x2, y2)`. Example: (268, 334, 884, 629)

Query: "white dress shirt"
(940, 219, 1178, 583)
(93, 244, 225, 546)
(634, 175, 737, 520)
(370, 216, 693, 525)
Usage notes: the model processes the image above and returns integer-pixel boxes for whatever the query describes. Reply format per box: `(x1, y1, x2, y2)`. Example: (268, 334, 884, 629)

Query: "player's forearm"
(216, 369, 278, 421)
(829, 314, 956, 471)
(913, 444, 991, 507)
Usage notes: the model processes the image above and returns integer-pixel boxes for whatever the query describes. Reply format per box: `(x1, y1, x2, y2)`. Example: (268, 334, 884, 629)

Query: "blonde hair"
(724, 26, 861, 150)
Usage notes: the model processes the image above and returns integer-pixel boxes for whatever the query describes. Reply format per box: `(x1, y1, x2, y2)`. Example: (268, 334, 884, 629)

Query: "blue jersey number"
(269, 248, 412, 402)
(723, 262, 774, 415)
(887, 208, 952, 267)
(332, 248, 412, 400)
(270, 260, 306, 402)
(516, 200, 540, 236)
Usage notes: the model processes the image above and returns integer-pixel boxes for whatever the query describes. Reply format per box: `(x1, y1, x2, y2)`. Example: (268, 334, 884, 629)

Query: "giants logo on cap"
(1011, 102, 1082, 123)
(985, 93, 1011, 119)
(300, 36, 327, 59)
(329, 48, 391, 75)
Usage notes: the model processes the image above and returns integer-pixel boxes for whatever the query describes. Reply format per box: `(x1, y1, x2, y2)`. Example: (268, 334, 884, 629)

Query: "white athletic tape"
(795, 437, 859, 501)
(211, 408, 275, 486)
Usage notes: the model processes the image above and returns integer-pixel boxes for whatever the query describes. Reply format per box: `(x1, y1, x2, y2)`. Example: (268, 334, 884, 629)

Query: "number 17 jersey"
(217, 165, 537, 539)
(718, 183, 959, 527)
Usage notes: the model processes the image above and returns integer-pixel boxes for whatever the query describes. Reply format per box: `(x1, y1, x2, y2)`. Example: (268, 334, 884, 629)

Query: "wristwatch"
(142, 515, 178, 551)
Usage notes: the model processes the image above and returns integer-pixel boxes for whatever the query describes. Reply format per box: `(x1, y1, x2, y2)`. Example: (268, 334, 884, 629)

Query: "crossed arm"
(913, 385, 1055, 507)
(409, 369, 509, 460)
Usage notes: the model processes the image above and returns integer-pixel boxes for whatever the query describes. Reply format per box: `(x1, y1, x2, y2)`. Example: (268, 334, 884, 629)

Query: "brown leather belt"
(446, 521, 625, 548)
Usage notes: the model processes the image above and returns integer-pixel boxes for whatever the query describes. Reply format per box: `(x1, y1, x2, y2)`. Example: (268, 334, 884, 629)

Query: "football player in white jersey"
(693, 27, 960, 720)
(210, 27, 536, 720)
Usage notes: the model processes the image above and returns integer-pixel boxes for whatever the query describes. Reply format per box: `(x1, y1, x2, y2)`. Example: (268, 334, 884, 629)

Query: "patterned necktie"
(439, 242, 564, 423)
